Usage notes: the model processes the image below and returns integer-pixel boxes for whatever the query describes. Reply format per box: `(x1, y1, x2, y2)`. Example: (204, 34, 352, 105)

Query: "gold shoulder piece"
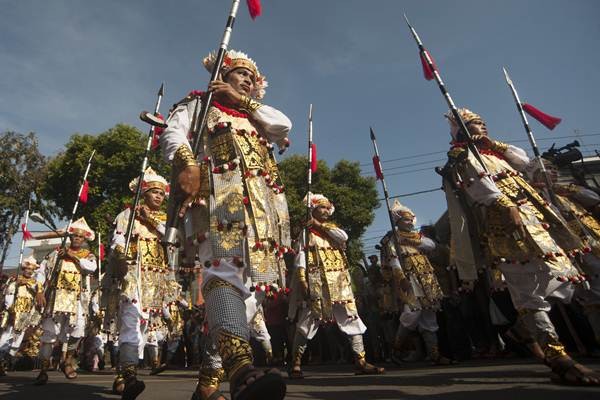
(447, 147, 466, 159)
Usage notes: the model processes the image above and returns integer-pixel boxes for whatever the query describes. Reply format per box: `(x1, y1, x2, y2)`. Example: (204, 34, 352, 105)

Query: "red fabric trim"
(21, 224, 33, 241)
(450, 142, 506, 161)
(372, 155, 383, 180)
(522, 103, 562, 130)
(310, 144, 318, 173)
(246, 0, 262, 19)
(420, 49, 437, 81)
(79, 180, 89, 204)
(187, 90, 249, 119)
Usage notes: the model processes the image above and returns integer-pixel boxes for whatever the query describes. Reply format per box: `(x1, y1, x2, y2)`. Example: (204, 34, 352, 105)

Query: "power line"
(359, 132, 600, 167)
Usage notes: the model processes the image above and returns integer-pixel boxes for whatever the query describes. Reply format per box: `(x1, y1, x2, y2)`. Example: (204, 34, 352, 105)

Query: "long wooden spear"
(44, 149, 96, 296)
(124, 83, 165, 257)
(164, 0, 257, 250)
(403, 14, 489, 174)
(304, 104, 315, 269)
(369, 128, 403, 263)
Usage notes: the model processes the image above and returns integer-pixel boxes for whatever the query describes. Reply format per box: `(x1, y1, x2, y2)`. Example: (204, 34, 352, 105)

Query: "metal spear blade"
(502, 67, 513, 86)
(158, 82, 165, 97)
(370, 127, 376, 141)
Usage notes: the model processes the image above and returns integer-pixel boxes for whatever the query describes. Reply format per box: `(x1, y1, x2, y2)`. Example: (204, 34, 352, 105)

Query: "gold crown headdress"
(444, 108, 484, 140)
(203, 49, 268, 100)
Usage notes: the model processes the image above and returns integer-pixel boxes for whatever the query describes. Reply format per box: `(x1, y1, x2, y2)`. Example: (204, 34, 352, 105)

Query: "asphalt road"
(1, 359, 599, 399)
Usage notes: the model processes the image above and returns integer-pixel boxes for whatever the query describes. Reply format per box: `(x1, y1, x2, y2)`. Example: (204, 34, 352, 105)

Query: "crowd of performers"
(1, 49, 600, 400)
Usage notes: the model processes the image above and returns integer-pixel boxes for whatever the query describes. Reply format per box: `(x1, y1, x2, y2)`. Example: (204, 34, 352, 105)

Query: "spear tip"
(309, 103, 313, 119)
(158, 82, 165, 96)
(403, 13, 411, 27)
(369, 126, 376, 141)
(502, 66, 512, 84)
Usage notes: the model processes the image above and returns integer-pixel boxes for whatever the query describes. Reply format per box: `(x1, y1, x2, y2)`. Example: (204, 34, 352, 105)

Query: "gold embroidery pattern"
(217, 330, 253, 379)
(202, 279, 236, 297)
(198, 367, 225, 389)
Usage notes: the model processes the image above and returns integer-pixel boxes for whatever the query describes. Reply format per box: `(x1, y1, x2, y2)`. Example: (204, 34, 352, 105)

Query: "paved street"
(1, 359, 599, 399)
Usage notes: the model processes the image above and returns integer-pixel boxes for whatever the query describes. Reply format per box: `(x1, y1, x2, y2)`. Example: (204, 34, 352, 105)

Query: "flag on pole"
(151, 113, 165, 150)
(310, 143, 318, 173)
(522, 103, 562, 130)
(372, 155, 384, 180)
(80, 180, 89, 204)
(21, 223, 33, 241)
(99, 243, 106, 261)
(419, 50, 437, 81)
(246, 0, 262, 19)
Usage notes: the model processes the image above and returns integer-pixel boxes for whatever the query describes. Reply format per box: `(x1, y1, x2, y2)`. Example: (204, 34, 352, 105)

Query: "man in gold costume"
(35, 217, 97, 385)
(110, 166, 171, 399)
(443, 108, 599, 385)
(160, 50, 290, 400)
(0, 255, 43, 376)
(379, 200, 451, 365)
(288, 193, 384, 378)
(526, 157, 600, 346)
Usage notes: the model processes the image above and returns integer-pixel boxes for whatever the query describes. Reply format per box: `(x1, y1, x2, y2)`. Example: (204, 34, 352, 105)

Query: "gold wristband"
(492, 141, 509, 154)
(174, 144, 197, 172)
(297, 267, 307, 282)
(239, 95, 262, 113)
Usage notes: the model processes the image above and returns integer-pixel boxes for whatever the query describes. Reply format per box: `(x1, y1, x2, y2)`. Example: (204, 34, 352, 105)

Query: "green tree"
(278, 155, 379, 266)
(0, 132, 53, 271)
(42, 124, 169, 247)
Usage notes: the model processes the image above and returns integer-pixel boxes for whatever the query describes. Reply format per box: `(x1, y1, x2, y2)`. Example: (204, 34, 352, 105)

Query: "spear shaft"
(16, 197, 32, 275)
(304, 104, 313, 269)
(123, 83, 165, 257)
(369, 128, 403, 262)
(45, 149, 96, 295)
(404, 14, 489, 174)
(502, 67, 557, 201)
(164, 0, 242, 249)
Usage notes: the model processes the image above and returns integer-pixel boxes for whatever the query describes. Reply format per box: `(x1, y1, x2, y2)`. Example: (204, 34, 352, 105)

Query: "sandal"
(149, 362, 168, 376)
(33, 370, 48, 386)
(231, 366, 286, 400)
(287, 368, 304, 379)
(61, 362, 78, 379)
(190, 387, 227, 400)
(549, 356, 600, 386)
(355, 362, 385, 375)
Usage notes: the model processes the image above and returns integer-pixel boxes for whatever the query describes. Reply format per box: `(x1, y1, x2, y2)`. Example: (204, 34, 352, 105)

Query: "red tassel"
(419, 49, 437, 81)
(522, 103, 562, 130)
(310, 143, 317, 173)
(80, 180, 89, 204)
(151, 113, 165, 150)
(99, 243, 105, 261)
(246, 0, 262, 20)
(372, 155, 384, 180)
(21, 224, 33, 241)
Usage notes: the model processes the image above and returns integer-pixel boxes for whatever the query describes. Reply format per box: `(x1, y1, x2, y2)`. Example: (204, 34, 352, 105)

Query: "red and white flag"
(310, 144, 318, 173)
(246, 0, 262, 19)
(372, 155, 384, 180)
(522, 103, 562, 130)
(21, 223, 33, 241)
(80, 180, 89, 204)
(420, 49, 437, 81)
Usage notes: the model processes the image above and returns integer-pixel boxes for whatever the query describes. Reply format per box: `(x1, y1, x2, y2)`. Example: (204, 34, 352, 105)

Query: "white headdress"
(21, 255, 39, 269)
(390, 199, 417, 226)
(67, 217, 95, 241)
(203, 49, 268, 100)
(128, 167, 169, 197)
(303, 192, 335, 216)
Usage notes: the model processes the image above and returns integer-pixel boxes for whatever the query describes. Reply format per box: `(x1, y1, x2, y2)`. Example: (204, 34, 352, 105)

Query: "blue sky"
(2, 0, 600, 265)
